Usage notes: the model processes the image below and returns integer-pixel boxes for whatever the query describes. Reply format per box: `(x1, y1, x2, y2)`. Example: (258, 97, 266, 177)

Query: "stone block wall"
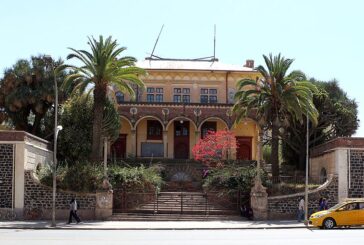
(0, 144, 13, 208)
(349, 150, 364, 198)
(268, 175, 338, 219)
(24, 171, 96, 219)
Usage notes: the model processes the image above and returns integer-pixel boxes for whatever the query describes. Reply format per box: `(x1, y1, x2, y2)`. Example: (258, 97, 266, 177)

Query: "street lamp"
(304, 113, 309, 224)
(44, 55, 62, 227)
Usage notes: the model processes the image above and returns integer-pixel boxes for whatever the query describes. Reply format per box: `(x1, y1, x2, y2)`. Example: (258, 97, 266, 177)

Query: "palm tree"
(233, 53, 318, 180)
(62, 36, 146, 161)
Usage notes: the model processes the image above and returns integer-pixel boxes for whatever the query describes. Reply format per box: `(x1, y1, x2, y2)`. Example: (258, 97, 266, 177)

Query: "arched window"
(320, 168, 327, 184)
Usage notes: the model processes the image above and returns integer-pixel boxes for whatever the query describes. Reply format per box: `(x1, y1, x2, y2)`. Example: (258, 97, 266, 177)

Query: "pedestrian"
(320, 198, 328, 210)
(297, 198, 305, 222)
(67, 198, 81, 224)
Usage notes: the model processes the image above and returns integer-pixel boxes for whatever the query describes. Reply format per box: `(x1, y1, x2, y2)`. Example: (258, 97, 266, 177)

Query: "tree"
(58, 93, 120, 163)
(0, 55, 66, 137)
(282, 79, 359, 170)
(62, 36, 145, 161)
(233, 54, 318, 179)
(192, 130, 237, 168)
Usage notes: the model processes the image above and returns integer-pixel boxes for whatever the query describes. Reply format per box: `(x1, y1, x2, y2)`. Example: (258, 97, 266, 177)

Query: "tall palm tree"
(62, 36, 145, 161)
(233, 53, 318, 179)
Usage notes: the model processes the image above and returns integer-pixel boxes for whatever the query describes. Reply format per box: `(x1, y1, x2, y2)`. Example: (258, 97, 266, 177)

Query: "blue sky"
(1, 0, 363, 136)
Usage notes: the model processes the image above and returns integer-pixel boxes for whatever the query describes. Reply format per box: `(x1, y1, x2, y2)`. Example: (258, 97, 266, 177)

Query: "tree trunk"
(31, 113, 43, 136)
(90, 85, 106, 162)
(271, 124, 280, 180)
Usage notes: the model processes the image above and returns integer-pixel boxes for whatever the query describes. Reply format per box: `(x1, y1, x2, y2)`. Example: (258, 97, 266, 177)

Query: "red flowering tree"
(192, 130, 237, 168)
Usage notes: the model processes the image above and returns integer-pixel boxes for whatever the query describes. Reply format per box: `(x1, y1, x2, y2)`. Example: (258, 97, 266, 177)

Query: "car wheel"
(323, 218, 336, 229)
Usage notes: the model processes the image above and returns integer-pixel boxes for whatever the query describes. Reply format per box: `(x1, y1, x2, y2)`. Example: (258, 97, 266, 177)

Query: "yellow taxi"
(309, 199, 364, 229)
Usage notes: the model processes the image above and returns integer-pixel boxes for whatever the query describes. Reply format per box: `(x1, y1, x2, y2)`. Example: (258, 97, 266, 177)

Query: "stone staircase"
(110, 191, 240, 221)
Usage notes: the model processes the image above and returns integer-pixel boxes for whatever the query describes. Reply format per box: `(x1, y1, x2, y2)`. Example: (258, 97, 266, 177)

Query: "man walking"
(67, 198, 81, 224)
(297, 198, 305, 222)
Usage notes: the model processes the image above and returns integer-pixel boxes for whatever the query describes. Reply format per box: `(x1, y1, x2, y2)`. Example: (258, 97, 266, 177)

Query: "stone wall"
(0, 144, 13, 208)
(349, 150, 364, 198)
(268, 175, 338, 219)
(24, 171, 96, 219)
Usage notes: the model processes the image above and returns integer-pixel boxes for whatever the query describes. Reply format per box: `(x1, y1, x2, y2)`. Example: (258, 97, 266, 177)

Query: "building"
(110, 58, 261, 161)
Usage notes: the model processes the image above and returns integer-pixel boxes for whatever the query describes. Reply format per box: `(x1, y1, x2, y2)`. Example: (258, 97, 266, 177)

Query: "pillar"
(130, 130, 136, 157)
(163, 130, 168, 158)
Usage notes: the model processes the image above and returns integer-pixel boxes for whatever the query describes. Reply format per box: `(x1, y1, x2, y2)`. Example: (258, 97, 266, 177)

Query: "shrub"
(37, 161, 104, 192)
(108, 164, 163, 191)
(203, 164, 267, 196)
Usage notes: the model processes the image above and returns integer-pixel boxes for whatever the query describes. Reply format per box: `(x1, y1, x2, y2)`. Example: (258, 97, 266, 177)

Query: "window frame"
(147, 120, 163, 140)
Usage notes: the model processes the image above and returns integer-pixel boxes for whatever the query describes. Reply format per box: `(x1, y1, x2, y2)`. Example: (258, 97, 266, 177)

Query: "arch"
(198, 117, 229, 131)
(119, 115, 133, 129)
(166, 116, 198, 131)
(134, 116, 165, 131)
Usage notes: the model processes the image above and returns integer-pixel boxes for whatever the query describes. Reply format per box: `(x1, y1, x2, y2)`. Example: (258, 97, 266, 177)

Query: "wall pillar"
(95, 191, 113, 220)
(130, 130, 136, 157)
(250, 178, 268, 220)
(335, 148, 348, 202)
(163, 130, 168, 158)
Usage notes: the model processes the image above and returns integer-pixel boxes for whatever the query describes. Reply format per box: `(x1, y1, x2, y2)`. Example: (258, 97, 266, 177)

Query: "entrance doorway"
(236, 136, 252, 160)
(111, 134, 127, 159)
(174, 121, 189, 159)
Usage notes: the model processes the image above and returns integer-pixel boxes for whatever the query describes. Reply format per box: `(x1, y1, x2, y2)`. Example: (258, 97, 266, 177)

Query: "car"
(309, 199, 364, 229)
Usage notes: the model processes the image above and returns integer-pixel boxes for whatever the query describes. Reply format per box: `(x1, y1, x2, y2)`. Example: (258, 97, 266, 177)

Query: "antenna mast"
(213, 24, 216, 60)
(148, 25, 164, 60)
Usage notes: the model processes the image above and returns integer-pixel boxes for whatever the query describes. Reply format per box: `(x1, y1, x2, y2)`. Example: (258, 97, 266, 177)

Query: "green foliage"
(108, 164, 163, 191)
(37, 161, 104, 192)
(58, 93, 93, 162)
(61, 35, 146, 160)
(203, 164, 267, 195)
(233, 53, 318, 179)
(0, 55, 67, 137)
(58, 93, 120, 163)
(262, 145, 271, 165)
(282, 79, 359, 170)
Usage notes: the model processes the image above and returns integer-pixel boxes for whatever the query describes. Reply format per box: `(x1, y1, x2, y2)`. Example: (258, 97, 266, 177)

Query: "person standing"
(67, 198, 81, 224)
(298, 198, 305, 222)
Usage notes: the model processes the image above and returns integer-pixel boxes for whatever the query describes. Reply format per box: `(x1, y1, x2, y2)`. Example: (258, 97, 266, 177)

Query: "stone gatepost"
(250, 178, 268, 220)
(95, 191, 113, 220)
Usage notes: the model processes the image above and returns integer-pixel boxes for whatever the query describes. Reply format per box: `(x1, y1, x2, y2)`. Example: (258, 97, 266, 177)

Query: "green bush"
(37, 161, 104, 192)
(108, 164, 163, 191)
(203, 164, 267, 195)
(37, 162, 163, 193)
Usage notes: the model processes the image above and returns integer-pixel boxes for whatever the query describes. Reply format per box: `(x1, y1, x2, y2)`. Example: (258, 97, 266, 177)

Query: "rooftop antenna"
(148, 25, 164, 60)
(213, 24, 216, 60)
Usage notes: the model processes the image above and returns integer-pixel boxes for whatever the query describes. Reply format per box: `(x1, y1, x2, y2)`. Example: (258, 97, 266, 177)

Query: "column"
(130, 130, 136, 157)
(163, 130, 168, 158)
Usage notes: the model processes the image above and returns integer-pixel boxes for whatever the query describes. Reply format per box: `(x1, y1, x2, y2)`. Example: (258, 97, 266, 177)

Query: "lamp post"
(304, 113, 309, 223)
(44, 55, 62, 227)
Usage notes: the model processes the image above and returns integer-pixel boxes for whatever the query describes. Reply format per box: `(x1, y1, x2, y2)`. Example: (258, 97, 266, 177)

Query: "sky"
(1, 0, 363, 136)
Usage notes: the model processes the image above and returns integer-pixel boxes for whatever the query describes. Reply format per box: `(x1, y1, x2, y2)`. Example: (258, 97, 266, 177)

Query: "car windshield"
(328, 203, 345, 211)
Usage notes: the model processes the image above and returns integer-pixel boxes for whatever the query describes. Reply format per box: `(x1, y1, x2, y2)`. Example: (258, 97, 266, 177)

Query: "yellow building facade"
(110, 59, 260, 161)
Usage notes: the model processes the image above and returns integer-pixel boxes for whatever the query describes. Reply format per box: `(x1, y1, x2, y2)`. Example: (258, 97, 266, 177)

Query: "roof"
(136, 59, 254, 72)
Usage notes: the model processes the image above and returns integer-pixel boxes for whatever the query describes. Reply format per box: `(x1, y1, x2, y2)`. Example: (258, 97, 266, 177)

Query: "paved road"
(1, 228, 364, 245)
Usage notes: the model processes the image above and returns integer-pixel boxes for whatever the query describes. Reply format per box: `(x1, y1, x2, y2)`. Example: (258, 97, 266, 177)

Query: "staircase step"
(109, 213, 243, 221)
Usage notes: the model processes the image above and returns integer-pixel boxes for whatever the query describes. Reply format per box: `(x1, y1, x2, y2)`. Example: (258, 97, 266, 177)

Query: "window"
(173, 95, 181, 103)
(182, 95, 190, 103)
(146, 87, 163, 102)
(147, 120, 162, 140)
(115, 91, 124, 104)
(174, 87, 191, 103)
(200, 88, 218, 103)
(147, 94, 154, 102)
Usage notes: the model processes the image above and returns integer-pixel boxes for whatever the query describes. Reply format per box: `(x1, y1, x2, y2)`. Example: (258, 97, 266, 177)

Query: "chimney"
(244, 59, 254, 68)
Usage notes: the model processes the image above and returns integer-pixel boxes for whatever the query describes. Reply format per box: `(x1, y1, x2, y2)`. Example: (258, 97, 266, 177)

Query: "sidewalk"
(0, 220, 307, 230)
